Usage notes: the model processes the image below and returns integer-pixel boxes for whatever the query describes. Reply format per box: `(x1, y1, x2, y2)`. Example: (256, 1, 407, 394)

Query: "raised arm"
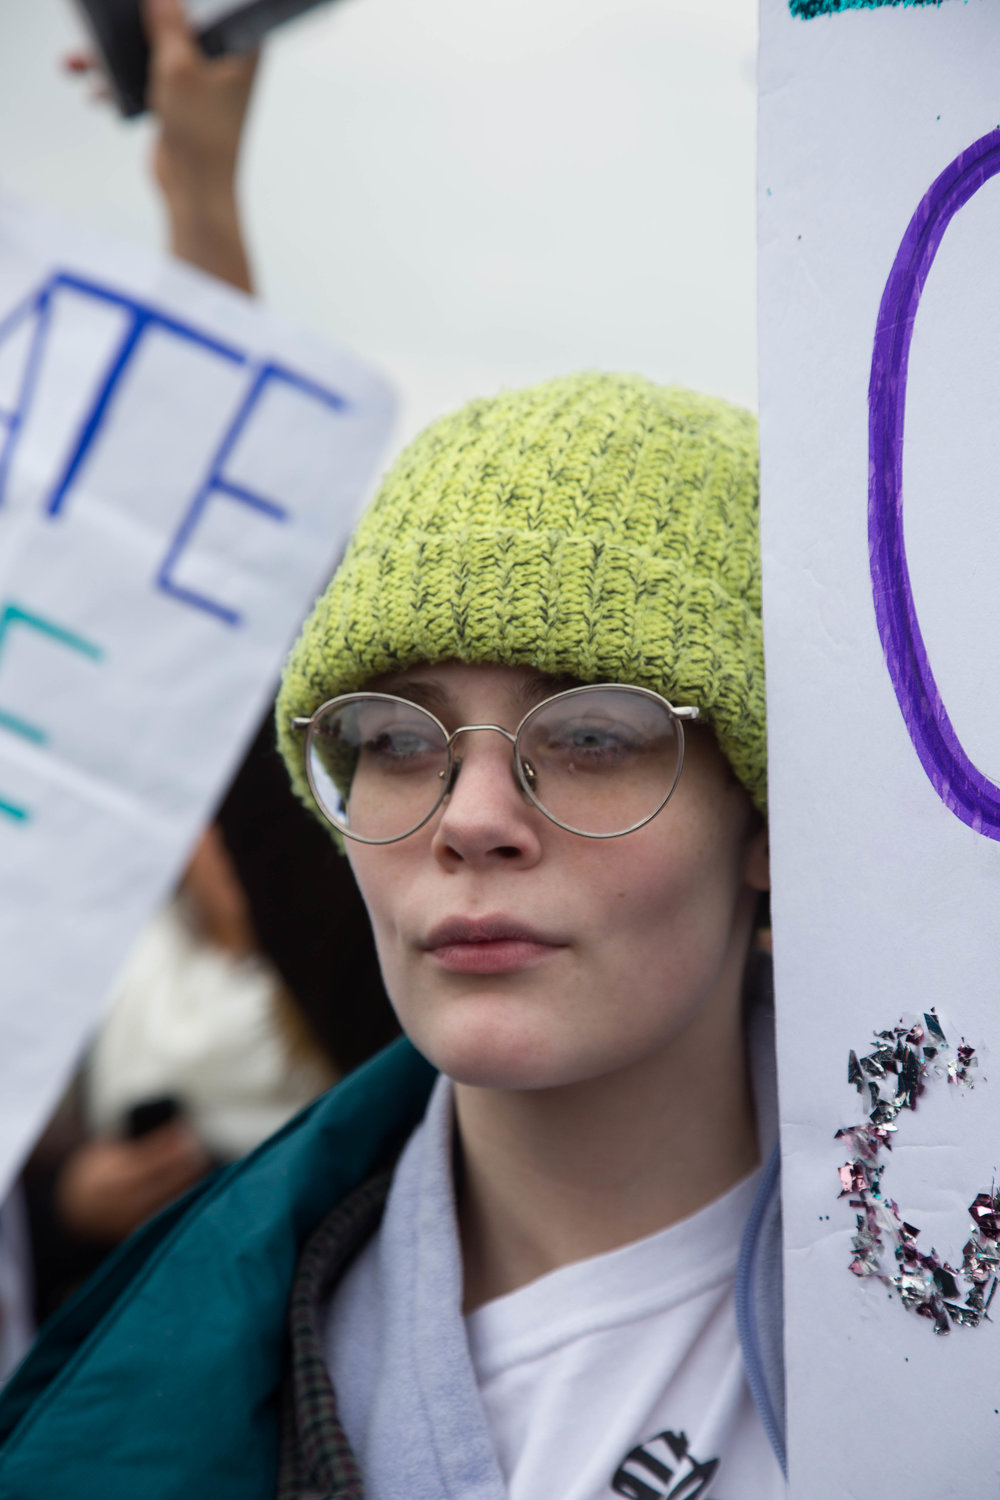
(142, 0, 258, 291)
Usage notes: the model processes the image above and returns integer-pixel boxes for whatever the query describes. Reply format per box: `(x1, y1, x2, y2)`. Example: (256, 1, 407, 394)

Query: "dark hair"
(215, 706, 400, 1075)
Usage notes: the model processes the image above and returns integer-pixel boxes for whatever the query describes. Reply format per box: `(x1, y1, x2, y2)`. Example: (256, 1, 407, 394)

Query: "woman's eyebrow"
(371, 670, 583, 712)
(514, 672, 582, 705)
(372, 677, 451, 711)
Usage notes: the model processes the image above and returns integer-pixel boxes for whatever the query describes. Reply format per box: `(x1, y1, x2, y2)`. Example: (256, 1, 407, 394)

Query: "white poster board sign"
(0, 193, 394, 1198)
(759, 0, 1000, 1491)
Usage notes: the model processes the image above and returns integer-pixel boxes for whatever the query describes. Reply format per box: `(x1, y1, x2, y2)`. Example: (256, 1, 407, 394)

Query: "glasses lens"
(307, 696, 450, 841)
(517, 687, 683, 836)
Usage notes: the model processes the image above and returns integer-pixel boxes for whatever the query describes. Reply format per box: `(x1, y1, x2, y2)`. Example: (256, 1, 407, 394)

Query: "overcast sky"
(0, 0, 758, 457)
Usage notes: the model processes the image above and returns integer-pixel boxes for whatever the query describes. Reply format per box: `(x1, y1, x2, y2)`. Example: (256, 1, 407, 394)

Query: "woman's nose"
(430, 730, 543, 867)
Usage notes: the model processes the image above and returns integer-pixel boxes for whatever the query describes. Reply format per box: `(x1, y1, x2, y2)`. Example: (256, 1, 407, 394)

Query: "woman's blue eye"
(543, 722, 638, 761)
(567, 727, 623, 750)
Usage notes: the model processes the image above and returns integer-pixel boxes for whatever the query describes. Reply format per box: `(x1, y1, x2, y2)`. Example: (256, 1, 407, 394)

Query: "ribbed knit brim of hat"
(277, 373, 766, 817)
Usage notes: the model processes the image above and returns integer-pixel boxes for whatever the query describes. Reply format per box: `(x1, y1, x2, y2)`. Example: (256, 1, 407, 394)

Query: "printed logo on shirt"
(610, 1429, 719, 1500)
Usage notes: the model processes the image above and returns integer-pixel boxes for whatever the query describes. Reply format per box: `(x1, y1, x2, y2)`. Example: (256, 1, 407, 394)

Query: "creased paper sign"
(0, 192, 394, 1198)
(759, 0, 1000, 1492)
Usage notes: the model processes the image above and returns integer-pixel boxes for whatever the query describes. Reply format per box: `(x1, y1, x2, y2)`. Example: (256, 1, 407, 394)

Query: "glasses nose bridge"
(446, 721, 517, 750)
(443, 721, 520, 797)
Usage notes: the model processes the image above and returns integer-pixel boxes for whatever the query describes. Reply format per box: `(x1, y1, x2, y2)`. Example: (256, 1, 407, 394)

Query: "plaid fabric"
(277, 1168, 394, 1500)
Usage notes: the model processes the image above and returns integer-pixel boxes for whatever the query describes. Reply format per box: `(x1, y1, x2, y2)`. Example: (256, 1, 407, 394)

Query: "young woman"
(275, 372, 781, 1500)
(0, 372, 784, 1500)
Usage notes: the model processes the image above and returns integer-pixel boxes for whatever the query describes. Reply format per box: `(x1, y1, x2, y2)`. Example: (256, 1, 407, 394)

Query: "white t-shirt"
(466, 1168, 783, 1500)
(324, 1077, 785, 1500)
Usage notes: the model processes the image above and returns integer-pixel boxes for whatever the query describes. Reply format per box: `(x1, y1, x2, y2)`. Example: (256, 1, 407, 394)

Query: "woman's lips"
(423, 917, 565, 974)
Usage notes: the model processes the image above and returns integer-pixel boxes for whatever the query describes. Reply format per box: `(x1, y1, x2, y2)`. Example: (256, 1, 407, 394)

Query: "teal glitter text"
(791, 0, 946, 16)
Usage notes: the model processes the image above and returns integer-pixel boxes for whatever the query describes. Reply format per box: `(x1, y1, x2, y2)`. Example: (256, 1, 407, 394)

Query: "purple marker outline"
(870, 128, 1000, 839)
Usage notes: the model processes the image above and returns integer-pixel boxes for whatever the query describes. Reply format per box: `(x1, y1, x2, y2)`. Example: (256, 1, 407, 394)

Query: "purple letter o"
(870, 128, 1000, 839)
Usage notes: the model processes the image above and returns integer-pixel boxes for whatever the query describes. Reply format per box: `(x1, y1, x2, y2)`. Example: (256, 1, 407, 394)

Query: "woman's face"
(346, 661, 769, 1092)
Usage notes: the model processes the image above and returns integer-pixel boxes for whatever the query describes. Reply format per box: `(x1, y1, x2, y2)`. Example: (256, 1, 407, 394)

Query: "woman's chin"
(404, 998, 583, 1092)
(409, 1011, 614, 1093)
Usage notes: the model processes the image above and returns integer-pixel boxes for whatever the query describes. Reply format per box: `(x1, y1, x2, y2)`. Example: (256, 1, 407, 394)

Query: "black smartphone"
(72, 0, 343, 117)
(123, 1095, 183, 1139)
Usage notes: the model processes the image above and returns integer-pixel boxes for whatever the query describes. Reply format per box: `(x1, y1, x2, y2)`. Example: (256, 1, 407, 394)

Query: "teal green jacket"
(0, 995, 787, 1495)
(0, 1039, 436, 1500)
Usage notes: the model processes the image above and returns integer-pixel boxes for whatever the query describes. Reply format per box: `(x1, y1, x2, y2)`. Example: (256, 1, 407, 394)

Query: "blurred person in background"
(25, 710, 397, 1322)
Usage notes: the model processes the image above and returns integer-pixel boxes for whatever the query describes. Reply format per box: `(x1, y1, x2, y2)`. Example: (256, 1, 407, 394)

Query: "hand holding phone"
(71, 0, 340, 116)
(56, 1109, 211, 1243)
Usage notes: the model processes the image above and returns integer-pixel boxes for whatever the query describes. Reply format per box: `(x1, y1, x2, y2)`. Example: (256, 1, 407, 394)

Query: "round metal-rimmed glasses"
(291, 683, 701, 845)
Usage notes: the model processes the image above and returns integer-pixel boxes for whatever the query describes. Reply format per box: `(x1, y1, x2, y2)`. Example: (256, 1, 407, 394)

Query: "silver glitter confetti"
(835, 1012, 996, 1334)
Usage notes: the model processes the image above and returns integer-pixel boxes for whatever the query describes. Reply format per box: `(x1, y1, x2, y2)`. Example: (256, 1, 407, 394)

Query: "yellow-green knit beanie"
(277, 372, 765, 814)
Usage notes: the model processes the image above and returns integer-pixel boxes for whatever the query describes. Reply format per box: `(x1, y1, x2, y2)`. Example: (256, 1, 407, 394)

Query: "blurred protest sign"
(0, 192, 394, 1198)
(760, 0, 1000, 1491)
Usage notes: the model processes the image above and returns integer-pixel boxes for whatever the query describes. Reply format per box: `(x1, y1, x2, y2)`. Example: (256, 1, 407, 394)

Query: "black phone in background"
(123, 1094, 183, 1138)
(71, 0, 342, 117)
